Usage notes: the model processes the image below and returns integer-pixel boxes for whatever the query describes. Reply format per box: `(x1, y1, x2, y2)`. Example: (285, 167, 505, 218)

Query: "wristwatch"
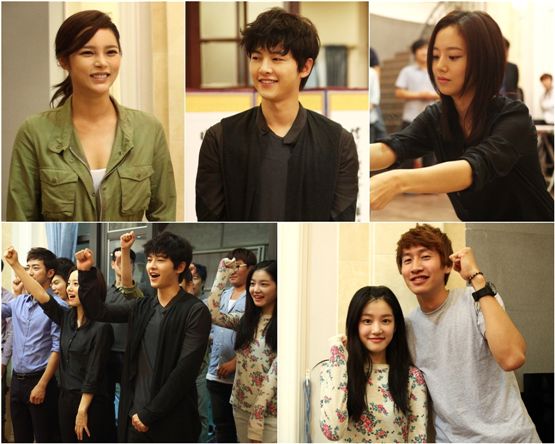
(472, 282, 497, 301)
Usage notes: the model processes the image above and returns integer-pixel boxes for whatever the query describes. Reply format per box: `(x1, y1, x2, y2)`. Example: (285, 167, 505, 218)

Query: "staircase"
(379, 50, 412, 134)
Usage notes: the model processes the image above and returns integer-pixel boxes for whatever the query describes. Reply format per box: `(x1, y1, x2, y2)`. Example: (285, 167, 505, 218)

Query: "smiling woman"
(319, 286, 427, 442)
(6, 10, 176, 222)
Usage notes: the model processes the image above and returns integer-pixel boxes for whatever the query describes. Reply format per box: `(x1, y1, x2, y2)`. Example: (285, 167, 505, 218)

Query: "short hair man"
(77, 231, 211, 442)
(1, 247, 63, 442)
(397, 224, 540, 442)
(206, 248, 256, 443)
(196, 7, 359, 221)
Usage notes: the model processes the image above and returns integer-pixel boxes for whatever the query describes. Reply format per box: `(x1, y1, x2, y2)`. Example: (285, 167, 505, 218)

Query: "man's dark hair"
(192, 263, 207, 282)
(240, 7, 320, 90)
(111, 246, 136, 263)
(27, 247, 57, 275)
(411, 38, 428, 55)
(55, 257, 75, 282)
(226, 248, 257, 267)
(540, 73, 552, 82)
(144, 232, 193, 283)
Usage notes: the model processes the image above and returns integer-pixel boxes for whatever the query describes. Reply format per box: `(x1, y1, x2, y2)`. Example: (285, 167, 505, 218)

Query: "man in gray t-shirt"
(396, 224, 540, 443)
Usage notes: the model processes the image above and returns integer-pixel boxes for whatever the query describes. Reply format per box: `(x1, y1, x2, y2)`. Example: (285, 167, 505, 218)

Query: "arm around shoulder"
(406, 367, 428, 442)
(319, 335, 350, 442)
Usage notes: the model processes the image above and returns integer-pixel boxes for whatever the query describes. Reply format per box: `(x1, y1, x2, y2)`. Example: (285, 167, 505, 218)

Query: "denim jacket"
(6, 97, 176, 221)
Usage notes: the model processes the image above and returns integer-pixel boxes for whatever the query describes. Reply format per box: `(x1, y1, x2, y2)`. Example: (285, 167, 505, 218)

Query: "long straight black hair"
(51, 10, 121, 107)
(235, 260, 277, 353)
(346, 286, 411, 421)
(427, 10, 506, 144)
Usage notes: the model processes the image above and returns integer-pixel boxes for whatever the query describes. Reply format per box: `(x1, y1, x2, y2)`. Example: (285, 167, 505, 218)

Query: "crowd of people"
(1, 231, 277, 443)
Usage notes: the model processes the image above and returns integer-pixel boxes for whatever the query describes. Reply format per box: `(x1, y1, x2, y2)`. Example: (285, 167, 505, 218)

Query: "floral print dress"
(207, 260, 277, 442)
(320, 335, 428, 443)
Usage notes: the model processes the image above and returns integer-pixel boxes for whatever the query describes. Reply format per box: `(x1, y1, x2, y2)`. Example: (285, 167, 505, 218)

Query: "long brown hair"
(427, 10, 506, 144)
(50, 10, 121, 107)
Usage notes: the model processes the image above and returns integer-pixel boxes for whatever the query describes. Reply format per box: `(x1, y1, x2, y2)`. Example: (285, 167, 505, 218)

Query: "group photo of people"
(278, 222, 552, 443)
(0, 0, 554, 443)
(1, 223, 277, 442)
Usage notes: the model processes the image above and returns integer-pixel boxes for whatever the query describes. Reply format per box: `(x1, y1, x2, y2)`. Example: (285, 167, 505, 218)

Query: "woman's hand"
(75, 409, 90, 441)
(370, 171, 402, 210)
(75, 249, 94, 271)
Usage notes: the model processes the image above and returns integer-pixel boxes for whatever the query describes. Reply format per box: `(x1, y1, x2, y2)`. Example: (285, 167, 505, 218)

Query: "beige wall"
(151, 2, 185, 220)
(301, 1, 369, 88)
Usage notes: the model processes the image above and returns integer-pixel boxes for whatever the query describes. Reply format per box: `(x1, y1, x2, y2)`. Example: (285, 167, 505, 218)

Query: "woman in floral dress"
(320, 286, 428, 443)
(207, 259, 277, 443)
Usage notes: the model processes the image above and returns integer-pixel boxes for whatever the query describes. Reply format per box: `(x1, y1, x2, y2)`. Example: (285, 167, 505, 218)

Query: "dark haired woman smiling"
(320, 286, 427, 443)
(370, 10, 553, 221)
(7, 10, 176, 221)
(207, 259, 277, 443)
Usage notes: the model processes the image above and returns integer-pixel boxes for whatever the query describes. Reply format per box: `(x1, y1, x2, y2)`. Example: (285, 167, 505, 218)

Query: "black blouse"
(380, 96, 554, 221)
(41, 295, 113, 397)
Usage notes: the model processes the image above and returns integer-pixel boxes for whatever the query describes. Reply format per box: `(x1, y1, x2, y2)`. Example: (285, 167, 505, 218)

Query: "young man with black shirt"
(196, 7, 359, 222)
(76, 231, 211, 442)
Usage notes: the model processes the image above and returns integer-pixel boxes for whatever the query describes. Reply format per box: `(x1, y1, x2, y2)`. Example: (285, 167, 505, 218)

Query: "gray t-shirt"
(406, 287, 540, 443)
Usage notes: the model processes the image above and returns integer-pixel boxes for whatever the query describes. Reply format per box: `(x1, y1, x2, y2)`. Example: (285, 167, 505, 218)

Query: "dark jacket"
(78, 268, 211, 443)
(196, 105, 358, 221)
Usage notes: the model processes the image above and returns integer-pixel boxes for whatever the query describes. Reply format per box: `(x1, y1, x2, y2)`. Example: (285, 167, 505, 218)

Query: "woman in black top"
(4, 247, 115, 442)
(370, 10, 554, 221)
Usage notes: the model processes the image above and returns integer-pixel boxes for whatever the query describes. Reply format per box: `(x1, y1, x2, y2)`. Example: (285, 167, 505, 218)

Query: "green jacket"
(6, 97, 176, 221)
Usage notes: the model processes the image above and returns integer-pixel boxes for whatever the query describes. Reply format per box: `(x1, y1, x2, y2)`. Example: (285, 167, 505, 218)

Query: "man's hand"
(449, 247, 480, 282)
(120, 231, 136, 250)
(132, 413, 149, 433)
(75, 249, 94, 271)
(3, 246, 19, 267)
(29, 383, 46, 404)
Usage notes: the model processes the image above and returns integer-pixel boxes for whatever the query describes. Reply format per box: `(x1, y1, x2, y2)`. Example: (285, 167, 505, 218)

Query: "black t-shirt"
(380, 96, 554, 221)
(131, 302, 164, 416)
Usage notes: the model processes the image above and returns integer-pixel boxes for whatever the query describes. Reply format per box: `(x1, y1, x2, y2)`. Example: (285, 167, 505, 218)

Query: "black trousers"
(10, 370, 60, 443)
(207, 380, 237, 443)
(58, 388, 116, 443)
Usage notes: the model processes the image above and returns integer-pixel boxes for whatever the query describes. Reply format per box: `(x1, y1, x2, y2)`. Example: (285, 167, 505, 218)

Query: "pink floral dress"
(320, 335, 428, 443)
